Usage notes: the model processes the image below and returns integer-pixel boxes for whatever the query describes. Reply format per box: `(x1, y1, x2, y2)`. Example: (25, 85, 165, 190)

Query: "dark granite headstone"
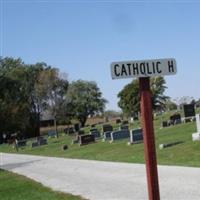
(31, 142, 39, 148)
(64, 127, 75, 134)
(103, 131, 112, 141)
(78, 130, 85, 135)
(174, 119, 182, 125)
(159, 141, 184, 149)
(90, 130, 101, 138)
(37, 137, 47, 146)
(170, 113, 181, 125)
(110, 130, 130, 142)
(48, 130, 57, 138)
(162, 121, 168, 128)
(102, 124, 113, 132)
(116, 119, 121, 124)
(74, 123, 80, 132)
(120, 125, 129, 131)
(130, 129, 143, 144)
(90, 128, 98, 132)
(31, 137, 47, 148)
(17, 140, 27, 147)
(184, 104, 195, 118)
(122, 120, 129, 125)
(79, 134, 95, 145)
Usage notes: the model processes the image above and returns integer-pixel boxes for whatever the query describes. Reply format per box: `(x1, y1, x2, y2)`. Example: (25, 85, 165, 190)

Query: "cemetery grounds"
(0, 109, 200, 200)
(0, 109, 200, 167)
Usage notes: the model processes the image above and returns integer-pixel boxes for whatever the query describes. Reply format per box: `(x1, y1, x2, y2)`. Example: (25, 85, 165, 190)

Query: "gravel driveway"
(0, 153, 200, 200)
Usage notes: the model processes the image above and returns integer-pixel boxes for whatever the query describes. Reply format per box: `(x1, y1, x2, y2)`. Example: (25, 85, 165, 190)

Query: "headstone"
(159, 141, 184, 149)
(90, 129, 101, 138)
(64, 127, 75, 134)
(192, 133, 200, 141)
(130, 117, 134, 123)
(110, 130, 130, 142)
(122, 120, 129, 125)
(162, 121, 168, 128)
(116, 119, 121, 124)
(184, 104, 195, 118)
(169, 113, 181, 125)
(72, 133, 80, 144)
(174, 119, 182, 125)
(79, 134, 95, 145)
(196, 114, 200, 133)
(37, 137, 47, 146)
(129, 128, 143, 144)
(134, 116, 139, 120)
(90, 128, 98, 132)
(102, 124, 113, 133)
(104, 116, 109, 123)
(120, 125, 129, 131)
(78, 130, 85, 135)
(17, 140, 27, 147)
(31, 142, 39, 148)
(192, 114, 200, 141)
(31, 137, 47, 148)
(74, 123, 80, 132)
(102, 131, 112, 141)
(48, 130, 57, 138)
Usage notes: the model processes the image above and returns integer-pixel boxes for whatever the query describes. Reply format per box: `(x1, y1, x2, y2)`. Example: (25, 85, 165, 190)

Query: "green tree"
(118, 77, 169, 115)
(118, 79, 140, 116)
(36, 68, 68, 137)
(150, 77, 169, 111)
(65, 80, 107, 127)
(0, 58, 30, 136)
(0, 57, 67, 140)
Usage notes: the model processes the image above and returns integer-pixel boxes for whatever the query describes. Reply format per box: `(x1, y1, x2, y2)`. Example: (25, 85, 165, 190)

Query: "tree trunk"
(79, 116, 87, 128)
(36, 112, 40, 137)
(54, 117, 58, 138)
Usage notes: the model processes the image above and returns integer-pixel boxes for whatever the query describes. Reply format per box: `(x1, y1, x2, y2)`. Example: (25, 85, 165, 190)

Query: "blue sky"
(1, 1, 200, 110)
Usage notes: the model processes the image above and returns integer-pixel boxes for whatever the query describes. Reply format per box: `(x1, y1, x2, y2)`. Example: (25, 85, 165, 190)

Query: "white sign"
(111, 58, 177, 79)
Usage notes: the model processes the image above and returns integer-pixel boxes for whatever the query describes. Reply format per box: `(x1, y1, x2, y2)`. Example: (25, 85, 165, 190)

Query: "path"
(0, 153, 200, 200)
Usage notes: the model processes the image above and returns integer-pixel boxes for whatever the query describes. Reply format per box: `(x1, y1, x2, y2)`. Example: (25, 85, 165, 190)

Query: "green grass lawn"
(0, 169, 83, 200)
(0, 110, 200, 167)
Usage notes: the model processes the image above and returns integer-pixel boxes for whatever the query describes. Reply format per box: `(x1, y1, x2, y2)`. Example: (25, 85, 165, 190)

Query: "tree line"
(117, 77, 169, 117)
(2, 57, 196, 142)
(0, 57, 107, 141)
(117, 77, 200, 117)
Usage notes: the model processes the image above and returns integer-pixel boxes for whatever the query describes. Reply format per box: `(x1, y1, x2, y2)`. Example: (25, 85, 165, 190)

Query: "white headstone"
(192, 133, 200, 141)
(130, 117, 134, 123)
(196, 114, 200, 133)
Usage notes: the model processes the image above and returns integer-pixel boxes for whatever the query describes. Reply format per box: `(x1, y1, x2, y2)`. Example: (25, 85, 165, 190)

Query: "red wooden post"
(139, 77, 160, 200)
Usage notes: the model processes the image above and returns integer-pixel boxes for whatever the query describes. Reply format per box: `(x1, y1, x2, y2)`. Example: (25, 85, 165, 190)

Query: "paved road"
(0, 153, 200, 200)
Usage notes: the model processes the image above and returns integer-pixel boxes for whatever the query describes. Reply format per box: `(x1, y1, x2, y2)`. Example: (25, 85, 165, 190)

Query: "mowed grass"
(0, 110, 200, 167)
(0, 169, 83, 200)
